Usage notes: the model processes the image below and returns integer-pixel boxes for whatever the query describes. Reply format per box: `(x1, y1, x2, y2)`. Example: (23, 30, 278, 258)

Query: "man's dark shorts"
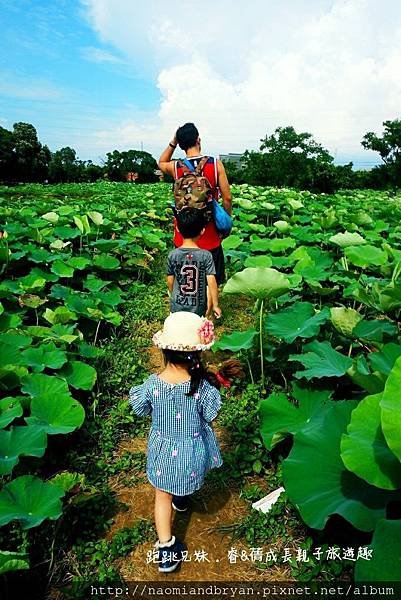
(210, 245, 225, 285)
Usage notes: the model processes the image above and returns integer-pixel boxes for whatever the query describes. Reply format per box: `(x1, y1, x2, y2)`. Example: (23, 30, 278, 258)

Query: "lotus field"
(1, 181, 401, 581)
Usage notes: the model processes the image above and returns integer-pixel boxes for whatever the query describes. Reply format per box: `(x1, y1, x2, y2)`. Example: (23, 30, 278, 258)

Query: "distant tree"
(104, 149, 158, 182)
(48, 147, 86, 183)
(221, 159, 245, 184)
(12, 122, 47, 181)
(361, 119, 401, 189)
(84, 160, 104, 182)
(0, 126, 14, 181)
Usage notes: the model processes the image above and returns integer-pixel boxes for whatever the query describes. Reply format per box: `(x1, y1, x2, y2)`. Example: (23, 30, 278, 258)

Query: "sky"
(1, 0, 401, 168)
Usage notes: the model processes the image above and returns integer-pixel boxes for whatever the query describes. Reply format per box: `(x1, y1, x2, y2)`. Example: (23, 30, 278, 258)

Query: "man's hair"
(176, 207, 205, 239)
(176, 123, 199, 151)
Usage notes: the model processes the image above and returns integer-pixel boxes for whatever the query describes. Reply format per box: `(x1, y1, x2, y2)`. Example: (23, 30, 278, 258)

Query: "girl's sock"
(156, 535, 175, 548)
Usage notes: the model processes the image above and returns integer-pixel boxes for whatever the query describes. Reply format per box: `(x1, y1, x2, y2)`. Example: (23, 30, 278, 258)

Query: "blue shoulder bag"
(182, 157, 232, 238)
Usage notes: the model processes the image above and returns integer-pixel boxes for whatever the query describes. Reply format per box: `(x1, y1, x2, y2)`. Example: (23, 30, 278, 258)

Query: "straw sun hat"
(152, 311, 215, 351)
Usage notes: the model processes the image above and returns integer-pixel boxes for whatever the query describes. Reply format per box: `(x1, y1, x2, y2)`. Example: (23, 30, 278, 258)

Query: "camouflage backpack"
(172, 156, 213, 221)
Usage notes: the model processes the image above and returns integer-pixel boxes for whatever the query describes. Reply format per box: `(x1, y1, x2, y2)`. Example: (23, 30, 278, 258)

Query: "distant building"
(219, 153, 245, 168)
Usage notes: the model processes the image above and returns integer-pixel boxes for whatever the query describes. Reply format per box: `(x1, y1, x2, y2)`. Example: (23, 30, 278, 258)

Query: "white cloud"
(80, 0, 401, 166)
(81, 46, 125, 64)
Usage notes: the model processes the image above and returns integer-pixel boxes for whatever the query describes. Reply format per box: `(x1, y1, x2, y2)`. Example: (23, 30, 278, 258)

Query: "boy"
(166, 208, 221, 318)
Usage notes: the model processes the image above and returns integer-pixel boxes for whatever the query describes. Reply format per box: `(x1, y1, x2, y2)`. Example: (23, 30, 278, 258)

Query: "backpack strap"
(177, 159, 194, 176)
(194, 156, 209, 175)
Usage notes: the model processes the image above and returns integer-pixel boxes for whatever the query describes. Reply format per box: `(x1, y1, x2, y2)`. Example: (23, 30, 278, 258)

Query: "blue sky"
(2, 0, 400, 168)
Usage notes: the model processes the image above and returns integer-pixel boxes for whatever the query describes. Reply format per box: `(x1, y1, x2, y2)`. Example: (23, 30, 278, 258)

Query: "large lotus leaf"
(223, 268, 291, 300)
(0, 550, 29, 575)
(266, 238, 297, 253)
(212, 329, 257, 353)
(273, 220, 291, 233)
(83, 276, 111, 293)
(283, 401, 396, 531)
(93, 254, 120, 270)
(43, 306, 77, 325)
(380, 356, 401, 461)
(355, 519, 401, 581)
(41, 211, 59, 224)
(266, 302, 329, 343)
(26, 392, 85, 435)
(353, 319, 397, 343)
(87, 210, 104, 226)
(244, 255, 273, 268)
(21, 342, 68, 372)
(345, 245, 387, 268)
(18, 294, 47, 309)
(0, 332, 32, 349)
(249, 238, 271, 252)
(368, 343, 401, 377)
(341, 394, 401, 490)
(21, 373, 70, 399)
(59, 360, 97, 390)
(0, 397, 23, 429)
(97, 289, 123, 307)
(289, 340, 353, 380)
(67, 256, 91, 270)
(50, 260, 74, 278)
(260, 385, 332, 450)
(330, 307, 362, 337)
(0, 475, 64, 529)
(222, 235, 243, 251)
(0, 425, 47, 474)
(0, 342, 23, 368)
(329, 231, 366, 248)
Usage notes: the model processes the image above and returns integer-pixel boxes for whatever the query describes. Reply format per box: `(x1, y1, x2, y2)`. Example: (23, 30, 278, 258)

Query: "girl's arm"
(129, 383, 152, 416)
(166, 275, 174, 293)
(216, 159, 232, 215)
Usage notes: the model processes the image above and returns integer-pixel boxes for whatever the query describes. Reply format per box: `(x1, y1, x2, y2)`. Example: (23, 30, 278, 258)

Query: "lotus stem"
(94, 320, 101, 346)
(245, 354, 255, 385)
(259, 298, 265, 390)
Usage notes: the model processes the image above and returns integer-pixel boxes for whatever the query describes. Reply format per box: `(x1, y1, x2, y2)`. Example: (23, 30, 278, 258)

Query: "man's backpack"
(172, 156, 213, 221)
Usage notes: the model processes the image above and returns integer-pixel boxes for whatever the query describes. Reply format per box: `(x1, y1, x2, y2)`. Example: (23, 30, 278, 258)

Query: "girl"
(129, 311, 242, 573)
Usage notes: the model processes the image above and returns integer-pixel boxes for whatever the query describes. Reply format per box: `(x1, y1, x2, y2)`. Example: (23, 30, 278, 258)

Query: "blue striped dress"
(129, 374, 223, 495)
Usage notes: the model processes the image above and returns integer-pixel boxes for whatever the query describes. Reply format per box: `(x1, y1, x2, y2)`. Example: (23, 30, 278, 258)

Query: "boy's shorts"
(210, 245, 225, 285)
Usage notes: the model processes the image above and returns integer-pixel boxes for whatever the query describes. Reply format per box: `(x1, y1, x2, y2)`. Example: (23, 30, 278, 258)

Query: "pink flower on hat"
(197, 319, 215, 345)
(172, 450, 178, 457)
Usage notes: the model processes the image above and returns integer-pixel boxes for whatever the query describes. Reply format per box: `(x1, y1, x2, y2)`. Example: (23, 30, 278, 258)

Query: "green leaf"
(380, 356, 401, 462)
(87, 210, 104, 226)
(222, 235, 243, 250)
(341, 393, 401, 490)
(212, 329, 257, 353)
(41, 211, 59, 224)
(50, 471, 85, 493)
(43, 306, 77, 325)
(18, 294, 47, 309)
(283, 401, 395, 531)
(330, 307, 363, 337)
(0, 550, 29, 575)
(368, 343, 401, 376)
(266, 302, 329, 343)
(59, 360, 97, 390)
(67, 257, 91, 270)
(273, 220, 291, 233)
(289, 341, 353, 380)
(244, 255, 273, 268)
(51, 260, 74, 278)
(223, 267, 290, 300)
(355, 519, 401, 581)
(353, 319, 398, 342)
(345, 245, 387, 268)
(21, 342, 68, 372)
(0, 425, 47, 475)
(83, 276, 111, 293)
(0, 332, 32, 349)
(0, 397, 23, 429)
(26, 393, 85, 435)
(260, 386, 332, 450)
(21, 373, 71, 399)
(0, 475, 64, 529)
(93, 254, 120, 270)
(329, 231, 366, 248)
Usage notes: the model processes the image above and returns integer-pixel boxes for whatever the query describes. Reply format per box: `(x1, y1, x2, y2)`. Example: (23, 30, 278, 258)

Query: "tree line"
(0, 119, 400, 192)
(0, 122, 159, 184)
(223, 120, 401, 193)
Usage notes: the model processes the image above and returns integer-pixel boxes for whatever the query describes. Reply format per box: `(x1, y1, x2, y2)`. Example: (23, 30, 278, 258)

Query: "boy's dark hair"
(176, 123, 199, 151)
(176, 207, 205, 239)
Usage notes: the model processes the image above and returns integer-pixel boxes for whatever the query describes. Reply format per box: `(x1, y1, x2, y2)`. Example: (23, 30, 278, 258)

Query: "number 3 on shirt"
(180, 264, 198, 295)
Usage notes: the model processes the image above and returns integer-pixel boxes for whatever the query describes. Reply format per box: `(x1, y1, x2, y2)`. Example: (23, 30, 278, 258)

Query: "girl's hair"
(162, 350, 244, 396)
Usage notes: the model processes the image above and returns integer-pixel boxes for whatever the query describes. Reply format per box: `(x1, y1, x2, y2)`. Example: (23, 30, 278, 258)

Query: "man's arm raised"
(158, 134, 177, 177)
